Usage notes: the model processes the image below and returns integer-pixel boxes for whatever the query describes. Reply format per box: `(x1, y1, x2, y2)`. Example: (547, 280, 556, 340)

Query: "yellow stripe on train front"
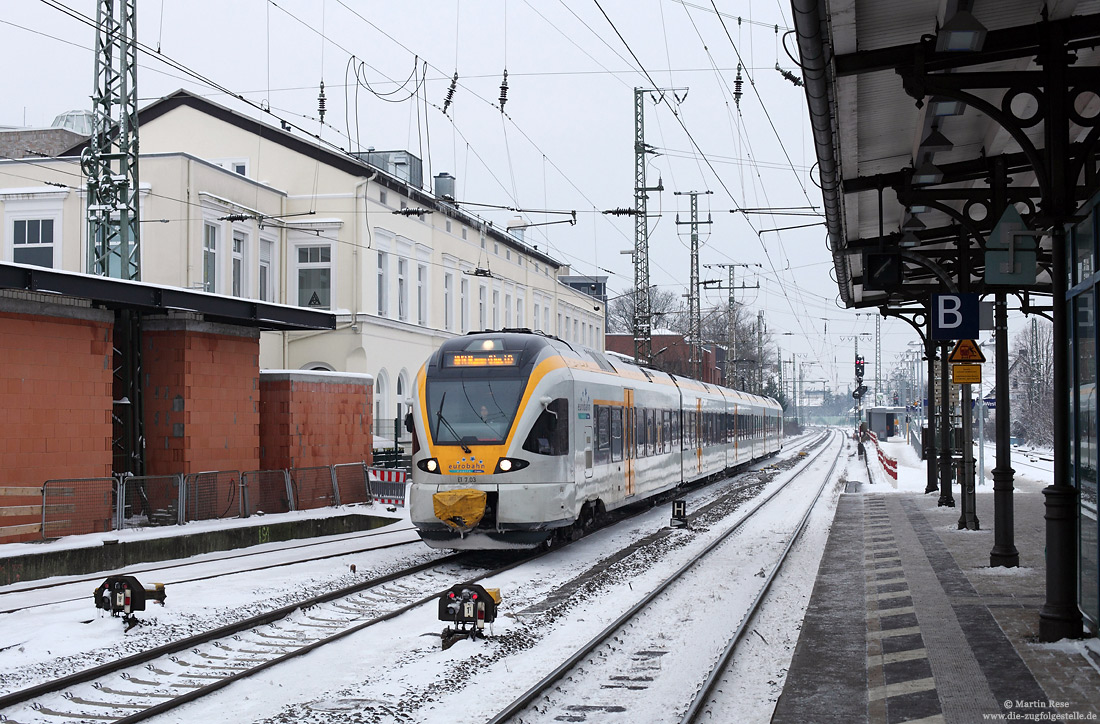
(432, 488, 487, 531)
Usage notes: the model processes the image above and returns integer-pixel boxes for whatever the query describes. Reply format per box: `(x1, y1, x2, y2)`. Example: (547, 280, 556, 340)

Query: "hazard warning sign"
(948, 339, 986, 364)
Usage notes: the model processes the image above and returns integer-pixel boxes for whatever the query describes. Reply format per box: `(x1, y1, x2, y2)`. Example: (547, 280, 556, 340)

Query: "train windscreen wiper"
(434, 392, 472, 454)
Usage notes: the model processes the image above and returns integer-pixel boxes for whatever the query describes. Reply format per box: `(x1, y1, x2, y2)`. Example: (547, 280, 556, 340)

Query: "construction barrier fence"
(39, 460, 389, 540)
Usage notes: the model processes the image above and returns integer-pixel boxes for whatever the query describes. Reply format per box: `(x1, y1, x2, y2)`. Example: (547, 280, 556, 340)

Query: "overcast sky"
(0, 0, 929, 396)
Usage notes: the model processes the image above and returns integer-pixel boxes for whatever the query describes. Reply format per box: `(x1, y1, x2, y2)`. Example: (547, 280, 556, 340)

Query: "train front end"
(408, 332, 575, 550)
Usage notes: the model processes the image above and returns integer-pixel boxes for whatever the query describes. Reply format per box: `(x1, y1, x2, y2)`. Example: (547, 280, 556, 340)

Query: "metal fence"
(41, 478, 115, 539)
(183, 471, 242, 522)
(37, 460, 383, 540)
(290, 466, 339, 510)
(241, 470, 294, 518)
(117, 475, 184, 528)
(333, 463, 372, 506)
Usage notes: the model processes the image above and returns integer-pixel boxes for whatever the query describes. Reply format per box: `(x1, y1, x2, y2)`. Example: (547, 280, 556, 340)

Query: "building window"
(460, 277, 469, 332)
(493, 289, 500, 328)
(446, 219, 452, 233)
(479, 285, 487, 329)
(296, 244, 331, 308)
(462, 227, 468, 240)
(444, 273, 454, 331)
(506, 249, 511, 261)
(12, 218, 55, 268)
(517, 299, 524, 329)
(417, 264, 427, 326)
(379, 188, 388, 205)
(377, 251, 388, 316)
(544, 306, 550, 333)
(558, 312, 563, 336)
(494, 242, 499, 255)
(259, 238, 274, 302)
(535, 262, 539, 274)
(534, 303, 541, 331)
(232, 230, 248, 297)
(203, 222, 218, 292)
(397, 257, 408, 321)
(505, 293, 512, 327)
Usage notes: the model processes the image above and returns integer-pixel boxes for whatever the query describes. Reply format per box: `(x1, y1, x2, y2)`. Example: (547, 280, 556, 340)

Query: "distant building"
(605, 332, 721, 385)
(0, 110, 92, 161)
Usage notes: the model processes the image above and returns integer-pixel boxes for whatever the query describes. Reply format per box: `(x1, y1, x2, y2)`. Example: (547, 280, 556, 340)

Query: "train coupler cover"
(432, 489, 488, 532)
(438, 583, 501, 650)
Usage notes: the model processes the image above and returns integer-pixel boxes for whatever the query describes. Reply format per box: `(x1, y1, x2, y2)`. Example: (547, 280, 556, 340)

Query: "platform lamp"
(936, 5, 988, 52)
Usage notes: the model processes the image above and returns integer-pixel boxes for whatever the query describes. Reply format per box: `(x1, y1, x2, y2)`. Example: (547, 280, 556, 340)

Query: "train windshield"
(425, 377, 527, 446)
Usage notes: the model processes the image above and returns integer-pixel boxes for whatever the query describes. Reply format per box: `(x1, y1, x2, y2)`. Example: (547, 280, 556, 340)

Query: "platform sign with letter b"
(931, 293, 979, 340)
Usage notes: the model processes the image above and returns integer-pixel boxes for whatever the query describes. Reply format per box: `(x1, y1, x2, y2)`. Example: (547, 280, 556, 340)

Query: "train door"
(624, 388, 636, 496)
(584, 424, 593, 480)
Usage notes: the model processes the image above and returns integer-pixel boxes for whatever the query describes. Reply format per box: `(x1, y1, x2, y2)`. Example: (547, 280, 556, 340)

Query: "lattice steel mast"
(84, 0, 141, 280)
(675, 190, 712, 380)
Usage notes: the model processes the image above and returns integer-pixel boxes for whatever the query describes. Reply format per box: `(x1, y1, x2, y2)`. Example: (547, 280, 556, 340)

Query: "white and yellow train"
(408, 331, 783, 549)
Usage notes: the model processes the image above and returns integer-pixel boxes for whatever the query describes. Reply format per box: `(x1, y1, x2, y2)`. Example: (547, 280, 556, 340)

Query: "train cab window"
(611, 408, 624, 462)
(595, 406, 611, 465)
(522, 397, 570, 456)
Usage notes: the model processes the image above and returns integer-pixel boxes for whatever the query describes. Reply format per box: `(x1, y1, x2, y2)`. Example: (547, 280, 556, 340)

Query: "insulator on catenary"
(318, 81, 327, 125)
(734, 64, 743, 111)
(499, 69, 509, 111)
(443, 72, 459, 115)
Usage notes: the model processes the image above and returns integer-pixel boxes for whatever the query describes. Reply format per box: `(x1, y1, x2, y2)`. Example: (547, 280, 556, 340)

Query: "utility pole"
(756, 310, 765, 394)
(674, 190, 712, 380)
(84, 0, 141, 280)
(83, 0, 144, 479)
(631, 88, 678, 365)
(703, 263, 760, 387)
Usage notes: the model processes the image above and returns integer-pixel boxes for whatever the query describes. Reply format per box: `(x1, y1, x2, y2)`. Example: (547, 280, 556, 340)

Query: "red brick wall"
(143, 321, 261, 476)
(259, 371, 373, 471)
(0, 305, 114, 542)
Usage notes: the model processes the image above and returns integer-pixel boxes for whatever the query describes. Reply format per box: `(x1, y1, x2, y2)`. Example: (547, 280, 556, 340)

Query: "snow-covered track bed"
(485, 430, 842, 724)
(0, 524, 421, 615)
(0, 550, 527, 724)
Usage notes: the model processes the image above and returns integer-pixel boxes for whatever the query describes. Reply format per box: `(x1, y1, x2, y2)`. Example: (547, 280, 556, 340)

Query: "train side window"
(646, 409, 655, 456)
(594, 406, 611, 465)
(522, 397, 570, 456)
(611, 408, 624, 462)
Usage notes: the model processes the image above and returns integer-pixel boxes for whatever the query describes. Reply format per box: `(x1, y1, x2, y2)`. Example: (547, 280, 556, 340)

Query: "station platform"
(773, 477, 1100, 723)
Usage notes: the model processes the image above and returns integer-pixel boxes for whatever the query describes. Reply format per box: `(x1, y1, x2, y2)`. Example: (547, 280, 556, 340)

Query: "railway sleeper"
(33, 704, 118, 721)
(62, 695, 146, 710)
(94, 685, 175, 699)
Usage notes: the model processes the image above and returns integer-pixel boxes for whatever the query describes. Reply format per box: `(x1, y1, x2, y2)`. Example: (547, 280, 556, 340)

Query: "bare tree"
(1009, 318, 1055, 447)
(606, 286, 682, 334)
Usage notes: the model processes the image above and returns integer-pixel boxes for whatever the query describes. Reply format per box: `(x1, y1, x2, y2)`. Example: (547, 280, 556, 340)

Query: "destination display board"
(444, 351, 519, 368)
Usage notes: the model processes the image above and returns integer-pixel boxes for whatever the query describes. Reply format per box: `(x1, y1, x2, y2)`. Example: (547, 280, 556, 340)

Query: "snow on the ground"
(0, 428, 1066, 724)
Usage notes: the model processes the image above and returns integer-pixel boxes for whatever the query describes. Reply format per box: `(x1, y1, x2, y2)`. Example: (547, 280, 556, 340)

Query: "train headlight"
(493, 457, 530, 474)
(417, 458, 441, 474)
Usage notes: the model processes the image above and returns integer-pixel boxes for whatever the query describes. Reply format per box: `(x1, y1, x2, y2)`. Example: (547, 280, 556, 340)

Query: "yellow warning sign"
(949, 339, 986, 363)
(952, 364, 982, 384)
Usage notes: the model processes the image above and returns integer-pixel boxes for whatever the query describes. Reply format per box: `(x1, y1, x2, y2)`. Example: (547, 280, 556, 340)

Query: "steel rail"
(0, 549, 467, 711)
(0, 525, 421, 615)
(484, 430, 838, 724)
(680, 430, 843, 722)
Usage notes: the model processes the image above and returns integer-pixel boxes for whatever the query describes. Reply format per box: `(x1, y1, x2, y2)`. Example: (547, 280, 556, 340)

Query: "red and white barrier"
(866, 431, 898, 480)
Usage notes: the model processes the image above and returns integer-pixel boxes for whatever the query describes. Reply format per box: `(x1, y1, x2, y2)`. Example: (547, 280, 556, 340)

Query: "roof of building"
(61, 89, 564, 269)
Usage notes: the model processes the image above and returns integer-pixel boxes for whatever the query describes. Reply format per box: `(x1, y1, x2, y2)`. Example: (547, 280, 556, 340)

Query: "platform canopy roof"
(793, 0, 1100, 317)
(0, 263, 336, 331)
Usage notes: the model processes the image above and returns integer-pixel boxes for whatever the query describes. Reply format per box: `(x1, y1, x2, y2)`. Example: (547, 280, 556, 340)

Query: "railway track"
(0, 549, 532, 724)
(0, 523, 422, 615)
(483, 430, 843, 724)
(0, 433, 831, 724)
